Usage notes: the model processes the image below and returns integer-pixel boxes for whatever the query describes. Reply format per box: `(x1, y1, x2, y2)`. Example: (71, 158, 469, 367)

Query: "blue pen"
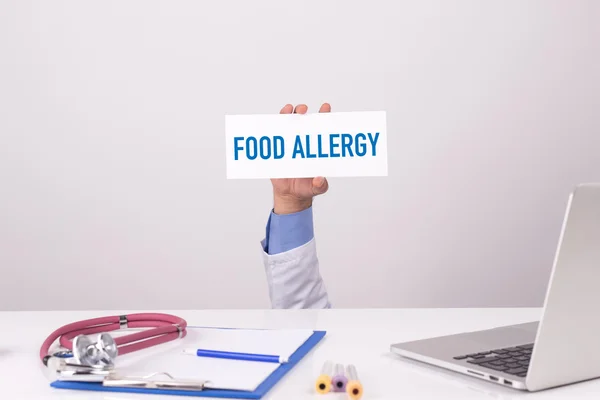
(182, 348, 288, 363)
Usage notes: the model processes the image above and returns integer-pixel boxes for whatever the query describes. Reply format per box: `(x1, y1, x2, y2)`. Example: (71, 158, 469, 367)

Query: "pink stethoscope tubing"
(40, 313, 187, 365)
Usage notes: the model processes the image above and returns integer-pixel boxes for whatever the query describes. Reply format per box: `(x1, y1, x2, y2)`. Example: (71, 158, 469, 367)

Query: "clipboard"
(49, 329, 326, 399)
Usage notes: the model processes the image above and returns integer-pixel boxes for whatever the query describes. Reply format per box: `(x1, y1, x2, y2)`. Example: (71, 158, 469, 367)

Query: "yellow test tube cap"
(315, 374, 332, 394)
(346, 380, 363, 400)
(315, 360, 333, 394)
(345, 364, 363, 400)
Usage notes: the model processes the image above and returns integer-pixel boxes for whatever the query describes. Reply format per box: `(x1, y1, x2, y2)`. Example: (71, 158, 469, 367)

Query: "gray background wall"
(1, 0, 598, 310)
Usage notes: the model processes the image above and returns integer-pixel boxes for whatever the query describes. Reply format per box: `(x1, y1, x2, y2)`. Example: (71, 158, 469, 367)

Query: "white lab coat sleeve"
(261, 237, 331, 309)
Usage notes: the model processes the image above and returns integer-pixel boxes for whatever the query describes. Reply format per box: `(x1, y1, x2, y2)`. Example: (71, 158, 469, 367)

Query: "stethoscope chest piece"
(48, 333, 119, 382)
(72, 332, 118, 367)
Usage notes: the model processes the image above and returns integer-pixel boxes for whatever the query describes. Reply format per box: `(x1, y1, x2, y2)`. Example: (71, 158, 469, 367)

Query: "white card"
(225, 111, 388, 179)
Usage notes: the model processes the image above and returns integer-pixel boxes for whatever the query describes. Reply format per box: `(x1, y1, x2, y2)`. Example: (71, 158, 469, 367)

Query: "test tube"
(345, 364, 363, 400)
(315, 360, 333, 394)
(332, 363, 348, 392)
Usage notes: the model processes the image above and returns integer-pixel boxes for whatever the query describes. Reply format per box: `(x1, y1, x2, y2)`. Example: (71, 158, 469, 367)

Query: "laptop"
(390, 183, 600, 392)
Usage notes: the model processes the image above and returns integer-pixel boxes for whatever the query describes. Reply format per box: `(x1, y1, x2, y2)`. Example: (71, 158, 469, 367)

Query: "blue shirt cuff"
(262, 206, 314, 255)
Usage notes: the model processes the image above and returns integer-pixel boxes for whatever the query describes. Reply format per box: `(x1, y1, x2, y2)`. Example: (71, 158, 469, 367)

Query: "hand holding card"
(270, 103, 331, 215)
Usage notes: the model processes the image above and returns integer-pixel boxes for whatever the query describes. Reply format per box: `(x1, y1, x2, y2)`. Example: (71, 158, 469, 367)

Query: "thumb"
(311, 176, 329, 196)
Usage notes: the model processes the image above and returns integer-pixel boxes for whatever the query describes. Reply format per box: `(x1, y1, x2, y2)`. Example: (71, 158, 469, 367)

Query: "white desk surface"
(1, 308, 597, 399)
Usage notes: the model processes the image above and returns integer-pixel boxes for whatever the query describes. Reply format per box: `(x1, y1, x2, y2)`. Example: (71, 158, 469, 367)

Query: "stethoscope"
(40, 313, 188, 382)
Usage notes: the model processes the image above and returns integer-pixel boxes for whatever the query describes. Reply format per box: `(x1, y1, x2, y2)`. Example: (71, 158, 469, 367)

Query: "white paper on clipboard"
(110, 327, 315, 392)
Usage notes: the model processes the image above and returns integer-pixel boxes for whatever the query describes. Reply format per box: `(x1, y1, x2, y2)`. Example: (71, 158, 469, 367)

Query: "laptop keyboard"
(453, 343, 534, 377)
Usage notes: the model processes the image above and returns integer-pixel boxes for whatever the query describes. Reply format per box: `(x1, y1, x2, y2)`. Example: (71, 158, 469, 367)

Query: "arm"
(261, 206, 331, 309)
(260, 102, 333, 309)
